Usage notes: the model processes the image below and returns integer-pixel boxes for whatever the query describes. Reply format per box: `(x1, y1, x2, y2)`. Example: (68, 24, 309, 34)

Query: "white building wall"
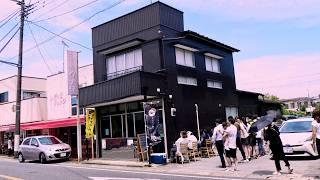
(47, 64, 93, 120)
(0, 76, 47, 126)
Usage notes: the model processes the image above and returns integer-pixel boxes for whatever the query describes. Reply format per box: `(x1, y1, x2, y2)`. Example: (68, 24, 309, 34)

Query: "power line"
(0, 10, 19, 29)
(31, 0, 71, 21)
(26, 22, 54, 74)
(28, 21, 92, 50)
(0, 9, 19, 24)
(0, 28, 19, 53)
(0, 23, 19, 43)
(7, 0, 125, 60)
(35, 0, 100, 22)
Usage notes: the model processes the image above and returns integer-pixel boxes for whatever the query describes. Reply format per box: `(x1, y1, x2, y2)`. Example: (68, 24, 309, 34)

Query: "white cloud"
(235, 53, 320, 99)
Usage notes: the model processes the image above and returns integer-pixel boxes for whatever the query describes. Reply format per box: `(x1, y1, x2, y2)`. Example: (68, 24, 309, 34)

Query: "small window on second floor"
(177, 76, 197, 86)
(0, 92, 8, 103)
(205, 55, 221, 73)
(175, 48, 195, 68)
(207, 80, 222, 89)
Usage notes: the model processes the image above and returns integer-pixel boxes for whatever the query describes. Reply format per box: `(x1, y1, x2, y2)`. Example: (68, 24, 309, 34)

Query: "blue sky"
(1, 0, 320, 99)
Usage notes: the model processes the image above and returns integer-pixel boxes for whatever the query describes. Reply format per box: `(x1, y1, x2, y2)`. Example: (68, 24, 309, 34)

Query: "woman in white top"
(312, 110, 320, 157)
(239, 117, 250, 161)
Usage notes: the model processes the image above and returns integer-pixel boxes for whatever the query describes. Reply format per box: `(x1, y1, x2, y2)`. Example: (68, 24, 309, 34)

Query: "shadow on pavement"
(252, 170, 273, 176)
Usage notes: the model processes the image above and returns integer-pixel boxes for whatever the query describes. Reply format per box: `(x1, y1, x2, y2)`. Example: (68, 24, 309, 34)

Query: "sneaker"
(272, 171, 281, 175)
(288, 168, 293, 174)
(245, 159, 249, 163)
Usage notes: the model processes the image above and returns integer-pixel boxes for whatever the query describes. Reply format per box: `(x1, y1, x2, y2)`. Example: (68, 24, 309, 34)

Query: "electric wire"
(35, 0, 100, 22)
(0, 10, 19, 29)
(7, 0, 126, 60)
(26, 22, 54, 74)
(0, 28, 19, 54)
(0, 9, 19, 25)
(0, 23, 19, 43)
(31, 0, 71, 21)
(28, 21, 92, 50)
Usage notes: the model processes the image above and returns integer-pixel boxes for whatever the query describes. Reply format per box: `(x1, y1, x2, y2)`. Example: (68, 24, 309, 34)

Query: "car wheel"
(39, 153, 47, 164)
(18, 153, 24, 163)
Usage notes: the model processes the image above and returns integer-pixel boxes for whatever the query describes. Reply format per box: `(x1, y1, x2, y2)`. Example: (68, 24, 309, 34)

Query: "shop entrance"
(99, 101, 164, 161)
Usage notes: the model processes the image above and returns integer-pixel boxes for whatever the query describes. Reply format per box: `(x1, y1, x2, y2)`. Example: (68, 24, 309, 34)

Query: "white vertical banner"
(67, 50, 79, 96)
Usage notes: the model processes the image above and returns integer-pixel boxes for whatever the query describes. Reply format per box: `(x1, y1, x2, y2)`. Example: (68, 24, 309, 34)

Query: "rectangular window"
(71, 96, 84, 116)
(177, 76, 197, 86)
(175, 48, 195, 68)
(207, 80, 222, 89)
(205, 56, 221, 73)
(0, 92, 8, 103)
(106, 48, 142, 79)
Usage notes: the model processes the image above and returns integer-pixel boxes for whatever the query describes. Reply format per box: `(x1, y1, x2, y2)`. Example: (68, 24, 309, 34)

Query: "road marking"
(0, 174, 23, 180)
(45, 164, 247, 180)
(89, 177, 160, 180)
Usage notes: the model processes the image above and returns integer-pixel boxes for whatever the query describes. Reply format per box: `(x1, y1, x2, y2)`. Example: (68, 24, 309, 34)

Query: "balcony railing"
(104, 66, 143, 81)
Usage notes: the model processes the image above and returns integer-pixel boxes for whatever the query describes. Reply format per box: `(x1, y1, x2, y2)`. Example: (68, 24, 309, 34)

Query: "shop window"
(135, 112, 145, 135)
(111, 115, 122, 138)
(0, 92, 8, 103)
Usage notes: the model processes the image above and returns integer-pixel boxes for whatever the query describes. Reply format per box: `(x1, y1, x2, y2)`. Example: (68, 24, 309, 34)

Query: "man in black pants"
(265, 120, 293, 175)
(234, 117, 247, 161)
(212, 121, 226, 168)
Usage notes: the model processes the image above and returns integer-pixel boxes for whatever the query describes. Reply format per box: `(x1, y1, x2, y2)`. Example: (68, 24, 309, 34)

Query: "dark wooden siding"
(92, 2, 183, 48)
(79, 71, 165, 107)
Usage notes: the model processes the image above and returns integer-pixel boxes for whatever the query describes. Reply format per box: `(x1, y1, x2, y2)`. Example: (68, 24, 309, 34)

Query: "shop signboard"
(85, 108, 96, 138)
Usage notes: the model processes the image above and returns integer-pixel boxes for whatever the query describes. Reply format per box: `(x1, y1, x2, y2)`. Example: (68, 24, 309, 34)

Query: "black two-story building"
(80, 2, 246, 159)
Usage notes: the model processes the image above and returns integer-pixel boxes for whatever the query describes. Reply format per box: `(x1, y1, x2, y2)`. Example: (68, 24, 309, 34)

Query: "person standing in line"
(7, 137, 13, 157)
(256, 126, 266, 157)
(212, 121, 226, 168)
(312, 110, 320, 157)
(223, 118, 238, 171)
(235, 117, 247, 162)
(239, 117, 250, 162)
(264, 119, 293, 175)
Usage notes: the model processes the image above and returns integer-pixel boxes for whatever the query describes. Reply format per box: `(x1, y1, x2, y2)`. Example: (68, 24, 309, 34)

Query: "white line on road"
(45, 164, 247, 180)
(0, 174, 23, 180)
(89, 177, 160, 180)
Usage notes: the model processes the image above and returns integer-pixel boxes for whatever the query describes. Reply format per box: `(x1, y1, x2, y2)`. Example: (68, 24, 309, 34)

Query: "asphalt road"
(0, 160, 246, 180)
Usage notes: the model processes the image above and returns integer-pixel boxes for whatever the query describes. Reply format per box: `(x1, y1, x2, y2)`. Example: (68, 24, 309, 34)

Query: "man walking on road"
(265, 119, 293, 175)
(212, 120, 226, 168)
(224, 117, 238, 171)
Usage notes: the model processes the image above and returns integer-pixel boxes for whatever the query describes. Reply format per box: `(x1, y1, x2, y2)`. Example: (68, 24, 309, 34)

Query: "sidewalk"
(77, 154, 320, 180)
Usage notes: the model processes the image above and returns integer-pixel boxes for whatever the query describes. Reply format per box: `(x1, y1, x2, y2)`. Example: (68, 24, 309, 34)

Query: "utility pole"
(14, 0, 25, 158)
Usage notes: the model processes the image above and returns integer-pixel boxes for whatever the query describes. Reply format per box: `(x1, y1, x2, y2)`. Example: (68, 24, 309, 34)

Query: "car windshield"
(38, 137, 62, 145)
(280, 121, 312, 133)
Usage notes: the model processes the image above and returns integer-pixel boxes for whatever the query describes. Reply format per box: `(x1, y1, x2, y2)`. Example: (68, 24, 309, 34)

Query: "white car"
(18, 135, 71, 163)
(280, 118, 318, 157)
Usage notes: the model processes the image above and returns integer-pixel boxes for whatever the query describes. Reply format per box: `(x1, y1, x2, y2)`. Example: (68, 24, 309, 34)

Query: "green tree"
(300, 105, 306, 112)
(264, 93, 280, 102)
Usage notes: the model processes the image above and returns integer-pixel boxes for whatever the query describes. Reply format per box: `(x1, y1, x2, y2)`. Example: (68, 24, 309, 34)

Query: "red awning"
(0, 118, 85, 132)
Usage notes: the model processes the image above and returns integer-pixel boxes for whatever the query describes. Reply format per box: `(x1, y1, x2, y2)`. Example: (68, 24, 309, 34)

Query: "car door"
(21, 138, 31, 160)
(29, 138, 41, 160)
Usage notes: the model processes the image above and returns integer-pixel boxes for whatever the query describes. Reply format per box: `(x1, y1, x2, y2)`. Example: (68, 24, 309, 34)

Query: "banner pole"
(91, 136, 94, 159)
(161, 98, 168, 160)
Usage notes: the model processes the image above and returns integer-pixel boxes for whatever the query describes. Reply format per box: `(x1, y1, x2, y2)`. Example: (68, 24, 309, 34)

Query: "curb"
(81, 160, 149, 168)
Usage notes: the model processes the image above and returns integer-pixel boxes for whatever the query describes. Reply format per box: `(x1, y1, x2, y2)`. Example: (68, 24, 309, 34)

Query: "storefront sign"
(144, 102, 161, 146)
(85, 108, 96, 138)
